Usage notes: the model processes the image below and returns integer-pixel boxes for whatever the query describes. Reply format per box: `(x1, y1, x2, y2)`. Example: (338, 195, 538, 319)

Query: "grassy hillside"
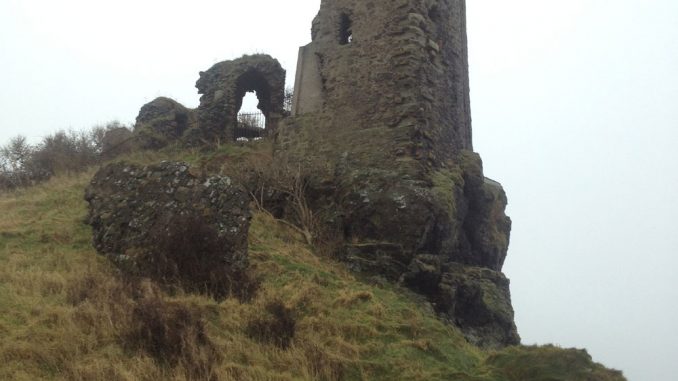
(0, 147, 625, 380)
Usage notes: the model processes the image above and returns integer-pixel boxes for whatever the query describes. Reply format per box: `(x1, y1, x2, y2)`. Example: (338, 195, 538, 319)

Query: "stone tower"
(291, 0, 473, 167)
(281, 0, 519, 348)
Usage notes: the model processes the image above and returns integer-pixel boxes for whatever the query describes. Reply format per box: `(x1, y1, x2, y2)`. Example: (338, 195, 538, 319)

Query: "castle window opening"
(339, 14, 353, 45)
(235, 91, 266, 140)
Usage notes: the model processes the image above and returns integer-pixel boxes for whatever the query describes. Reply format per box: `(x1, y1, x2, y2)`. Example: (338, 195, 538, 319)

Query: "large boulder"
(84, 161, 251, 271)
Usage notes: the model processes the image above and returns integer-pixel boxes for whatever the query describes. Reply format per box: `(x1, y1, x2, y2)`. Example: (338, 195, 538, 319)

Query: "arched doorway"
(196, 55, 286, 143)
(236, 92, 265, 140)
(234, 69, 271, 140)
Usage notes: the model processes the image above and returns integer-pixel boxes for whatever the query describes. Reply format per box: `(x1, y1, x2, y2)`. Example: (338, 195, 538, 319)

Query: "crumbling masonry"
(196, 55, 286, 142)
(291, 0, 473, 165)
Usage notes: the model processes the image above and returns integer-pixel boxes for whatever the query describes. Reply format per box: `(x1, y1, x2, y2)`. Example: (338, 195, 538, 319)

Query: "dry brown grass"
(131, 212, 259, 301)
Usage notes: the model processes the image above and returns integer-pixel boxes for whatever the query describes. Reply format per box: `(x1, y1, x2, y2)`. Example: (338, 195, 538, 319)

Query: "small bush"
(245, 300, 296, 349)
(138, 212, 258, 301)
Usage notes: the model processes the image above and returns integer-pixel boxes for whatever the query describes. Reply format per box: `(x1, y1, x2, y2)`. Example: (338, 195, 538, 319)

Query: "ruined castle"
(127, 0, 519, 348)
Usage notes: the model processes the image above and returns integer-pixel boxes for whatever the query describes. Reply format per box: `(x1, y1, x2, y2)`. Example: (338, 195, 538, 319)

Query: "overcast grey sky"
(1, 0, 676, 379)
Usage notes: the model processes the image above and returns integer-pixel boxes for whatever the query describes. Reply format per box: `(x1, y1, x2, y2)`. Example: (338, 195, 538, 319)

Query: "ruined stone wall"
(290, 0, 472, 169)
(196, 55, 285, 142)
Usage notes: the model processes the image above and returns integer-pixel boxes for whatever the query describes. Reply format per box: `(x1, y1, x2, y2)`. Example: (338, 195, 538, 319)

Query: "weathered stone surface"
(133, 97, 197, 149)
(294, 150, 510, 271)
(84, 161, 250, 270)
(196, 54, 286, 142)
(309, 151, 518, 347)
(403, 258, 519, 348)
(287, 0, 472, 169)
(101, 127, 135, 160)
(437, 264, 519, 348)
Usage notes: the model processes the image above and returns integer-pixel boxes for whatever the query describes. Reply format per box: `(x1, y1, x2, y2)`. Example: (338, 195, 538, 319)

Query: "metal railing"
(237, 112, 265, 129)
(235, 112, 265, 140)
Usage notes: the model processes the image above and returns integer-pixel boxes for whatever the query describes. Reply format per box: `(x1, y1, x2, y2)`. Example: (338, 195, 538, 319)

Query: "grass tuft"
(245, 300, 297, 349)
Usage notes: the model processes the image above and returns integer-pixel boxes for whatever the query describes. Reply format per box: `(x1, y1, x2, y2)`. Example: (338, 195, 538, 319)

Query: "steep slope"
(0, 150, 625, 380)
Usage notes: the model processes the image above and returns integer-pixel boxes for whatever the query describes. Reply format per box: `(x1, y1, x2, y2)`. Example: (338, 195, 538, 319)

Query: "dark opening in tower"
(339, 13, 353, 45)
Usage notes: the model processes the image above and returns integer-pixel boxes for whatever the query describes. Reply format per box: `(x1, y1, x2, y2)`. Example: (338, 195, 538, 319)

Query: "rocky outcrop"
(310, 151, 518, 347)
(133, 97, 196, 149)
(84, 161, 251, 271)
(404, 259, 519, 348)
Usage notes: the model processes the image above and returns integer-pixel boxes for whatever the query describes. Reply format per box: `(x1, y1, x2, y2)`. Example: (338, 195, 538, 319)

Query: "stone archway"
(196, 54, 286, 143)
(234, 69, 272, 139)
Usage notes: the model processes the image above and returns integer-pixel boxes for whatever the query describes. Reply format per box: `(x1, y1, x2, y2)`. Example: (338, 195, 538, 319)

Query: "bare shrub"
(30, 130, 99, 176)
(237, 113, 263, 130)
(0, 121, 133, 191)
(227, 153, 322, 246)
(245, 300, 296, 349)
(0, 135, 42, 190)
(136, 212, 259, 301)
(0, 135, 32, 172)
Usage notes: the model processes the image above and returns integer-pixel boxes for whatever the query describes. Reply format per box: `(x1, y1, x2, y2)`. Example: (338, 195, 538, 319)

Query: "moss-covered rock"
(436, 263, 519, 348)
(269, 140, 518, 347)
(84, 161, 251, 271)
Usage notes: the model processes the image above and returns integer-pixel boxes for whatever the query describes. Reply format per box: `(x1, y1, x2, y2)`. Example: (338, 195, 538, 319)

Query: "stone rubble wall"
(84, 161, 251, 270)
